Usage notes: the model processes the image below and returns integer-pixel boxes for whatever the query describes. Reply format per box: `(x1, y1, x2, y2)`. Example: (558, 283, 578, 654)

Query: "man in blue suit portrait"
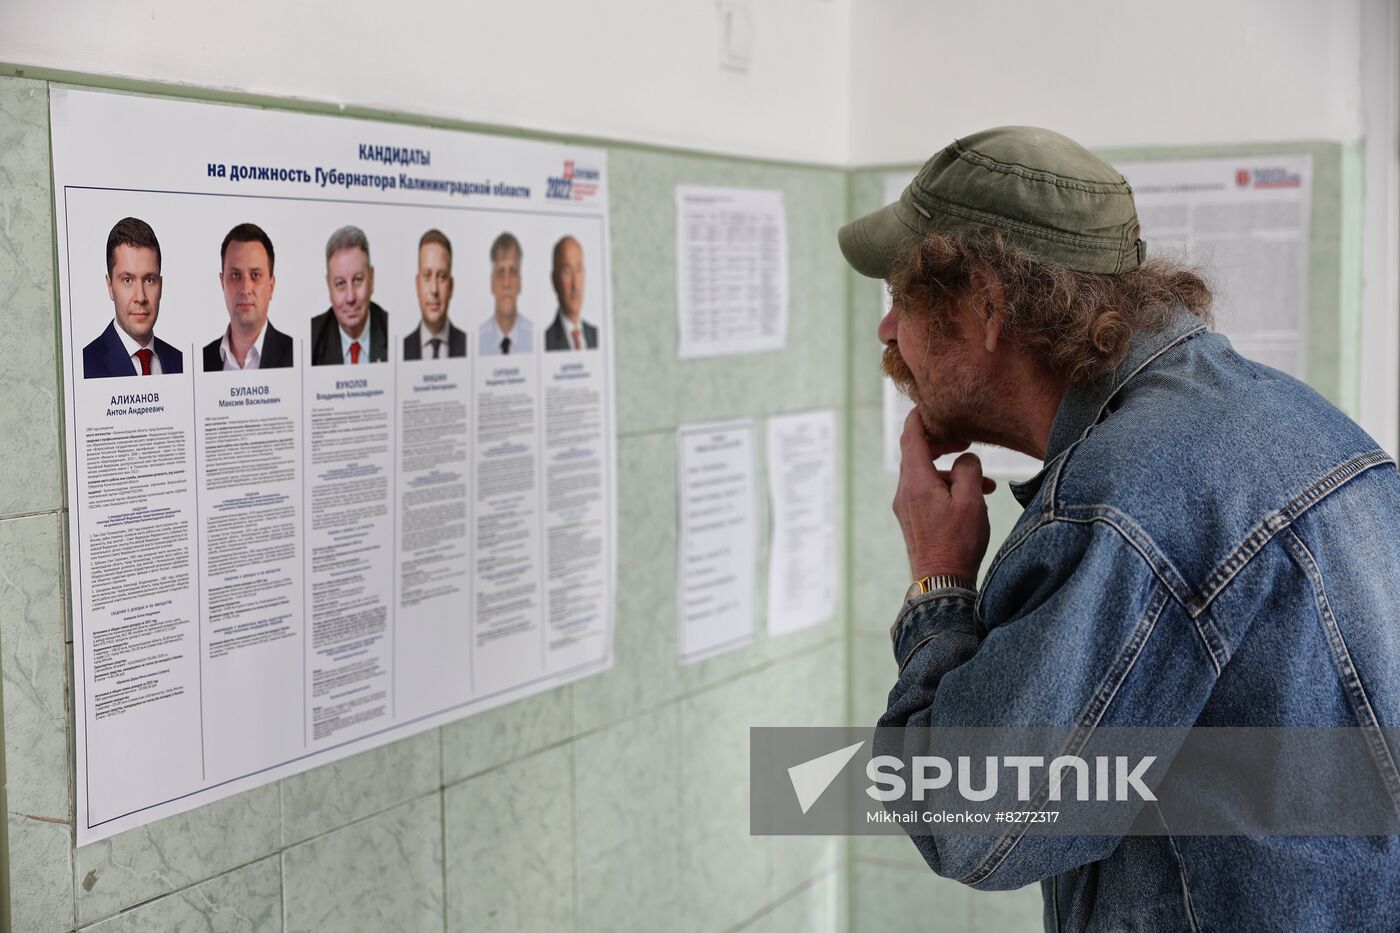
(83, 217, 184, 378)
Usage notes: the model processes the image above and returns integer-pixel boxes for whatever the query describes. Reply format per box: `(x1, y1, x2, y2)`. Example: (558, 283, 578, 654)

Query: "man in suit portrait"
(203, 223, 293, 371)
(309, 225, 388, 365)
(544, 235, 599, 352)
(83, 217, 184, 378)
(403, 229, 466, 360)
(478, 231, 532, 356)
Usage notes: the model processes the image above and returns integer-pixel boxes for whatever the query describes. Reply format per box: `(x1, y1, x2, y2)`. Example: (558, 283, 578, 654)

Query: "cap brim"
(838, 200, 920, 279)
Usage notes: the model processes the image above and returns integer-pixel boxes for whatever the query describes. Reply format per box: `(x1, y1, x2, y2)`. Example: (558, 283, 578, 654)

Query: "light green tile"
(764, 642, 847, 901)
(444, 744, 573, 933)
(968, 883, 1045, 932)
(6, 812, 73, 933)
(282, 792, 443, 933)
(851, 859, 972, 933)
(0, 512, 69, 817)
(281, 728, 441, 846)
(83, 856, 281, 933)
(763, 621, 845, 729)
(573, 704, 681, 933)
(571, 432, 681, 734)
(747, 870, 846, 933)
(608, 149, 847, 435)
(852, 831, 933, 876)
(442, 685, 571, 785)
(75, 783, 280, 924)
(850, 402, 909, 635)
(0, 76, 63, 518)
(677, 669, 770, 933)
(851, 631, 895, 732)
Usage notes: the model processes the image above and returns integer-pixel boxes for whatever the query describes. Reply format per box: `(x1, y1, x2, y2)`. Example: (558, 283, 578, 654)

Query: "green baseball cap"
(839, 126, 1145, 279)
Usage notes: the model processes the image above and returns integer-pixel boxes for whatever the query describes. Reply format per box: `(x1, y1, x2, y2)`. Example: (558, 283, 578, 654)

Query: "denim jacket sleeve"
(878, 515, 1222, 890)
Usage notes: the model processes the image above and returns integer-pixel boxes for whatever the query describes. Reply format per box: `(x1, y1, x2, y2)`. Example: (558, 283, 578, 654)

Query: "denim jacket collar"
(1009, 306, 1209, 509)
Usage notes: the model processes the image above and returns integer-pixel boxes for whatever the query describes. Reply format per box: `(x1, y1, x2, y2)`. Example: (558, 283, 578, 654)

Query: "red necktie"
(571, 327, 581, 350)
(349, 341, 361, 364)
(136, 348, 153, 375)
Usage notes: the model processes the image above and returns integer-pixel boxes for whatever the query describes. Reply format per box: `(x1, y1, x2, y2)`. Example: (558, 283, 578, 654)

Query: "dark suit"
(83, 320, 183, 378)
(309, 303, 388, 365)
(544, 312, 598, 351)
(403, 320, 467, 360)
(202, 321, 294, 372)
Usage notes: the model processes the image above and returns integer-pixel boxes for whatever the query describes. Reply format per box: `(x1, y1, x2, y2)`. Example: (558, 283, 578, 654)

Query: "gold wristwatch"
(903, 574, 977, 606)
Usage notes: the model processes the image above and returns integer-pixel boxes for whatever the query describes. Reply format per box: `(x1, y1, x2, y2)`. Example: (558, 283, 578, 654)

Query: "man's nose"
(877, 304, 898, 345)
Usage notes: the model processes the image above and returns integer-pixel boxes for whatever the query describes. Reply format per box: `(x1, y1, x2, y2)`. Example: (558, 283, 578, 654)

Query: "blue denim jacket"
(880, 305, 1400, 931)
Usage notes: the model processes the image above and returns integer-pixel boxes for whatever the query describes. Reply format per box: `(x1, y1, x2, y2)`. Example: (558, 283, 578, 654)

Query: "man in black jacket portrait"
(310, 224, 389, 365)
(544, 235, 599, 351)
(403, 228, 466, 360)
(203, 222, 293, 371)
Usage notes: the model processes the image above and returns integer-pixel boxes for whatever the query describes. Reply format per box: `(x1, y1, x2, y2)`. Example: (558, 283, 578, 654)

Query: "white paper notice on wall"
(766, 410, 837, 636)
(51, 88, 617, 844)
(877, 173, 1042, 480)
(677, 420, 758, 662)
(675, 185, 789, 358)
(1115, 155, 1313, 378)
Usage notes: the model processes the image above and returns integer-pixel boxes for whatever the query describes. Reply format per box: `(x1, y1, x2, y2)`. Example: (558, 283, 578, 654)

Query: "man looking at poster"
(479, 232, 532, 355)
(845, 126, 1400, 929)
(310, 225, 389, 365)
(404, 229, 466, 360)
(204, 223, 293, 371)
(84, 216, 184, 378)
(544, 235, 598, 351)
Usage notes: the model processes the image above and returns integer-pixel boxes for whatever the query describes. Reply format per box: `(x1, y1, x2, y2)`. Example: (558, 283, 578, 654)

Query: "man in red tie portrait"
(309, 224, 389, 365)
(82, 216, 184, 378)
(544, 235, 599, 352)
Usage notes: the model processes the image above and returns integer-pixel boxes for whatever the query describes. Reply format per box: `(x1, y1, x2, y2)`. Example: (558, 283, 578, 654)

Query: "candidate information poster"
(52, 88, 616, 844)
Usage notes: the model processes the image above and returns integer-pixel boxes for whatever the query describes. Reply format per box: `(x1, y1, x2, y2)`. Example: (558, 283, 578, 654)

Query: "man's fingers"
(899, 408, 932, 459)
(898, 409, 946, 490)
(948, 451, 986, 501)
(933, 468, 996, 495)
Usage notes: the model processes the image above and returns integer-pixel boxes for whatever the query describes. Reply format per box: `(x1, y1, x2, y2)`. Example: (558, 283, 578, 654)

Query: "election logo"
(546, 159, 601, 202)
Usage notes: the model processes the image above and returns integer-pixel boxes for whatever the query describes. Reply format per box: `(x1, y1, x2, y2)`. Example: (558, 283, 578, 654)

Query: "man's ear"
(968, 267, 1005, 354)
(983, 305, 1002, 355)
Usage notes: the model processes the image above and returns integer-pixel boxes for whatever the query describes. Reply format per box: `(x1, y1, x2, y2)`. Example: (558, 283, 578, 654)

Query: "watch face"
(904, 581, 923, 603)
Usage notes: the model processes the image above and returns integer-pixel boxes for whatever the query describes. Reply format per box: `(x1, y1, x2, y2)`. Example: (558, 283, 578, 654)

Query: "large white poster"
(52, 88, 616, 844)
(1115, 155, 1313, 378)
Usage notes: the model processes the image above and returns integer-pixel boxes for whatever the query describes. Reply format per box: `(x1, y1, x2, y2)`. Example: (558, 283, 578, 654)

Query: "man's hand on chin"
(892, 408, 995, 582)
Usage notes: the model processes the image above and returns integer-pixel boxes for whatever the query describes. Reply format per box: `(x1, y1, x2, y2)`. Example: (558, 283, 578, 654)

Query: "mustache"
(882, 343, 916, 395)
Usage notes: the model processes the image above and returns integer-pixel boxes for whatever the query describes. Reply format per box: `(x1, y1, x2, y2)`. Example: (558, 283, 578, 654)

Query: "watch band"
(904, 574, 976, 604)
(892, 574, 978, 642)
